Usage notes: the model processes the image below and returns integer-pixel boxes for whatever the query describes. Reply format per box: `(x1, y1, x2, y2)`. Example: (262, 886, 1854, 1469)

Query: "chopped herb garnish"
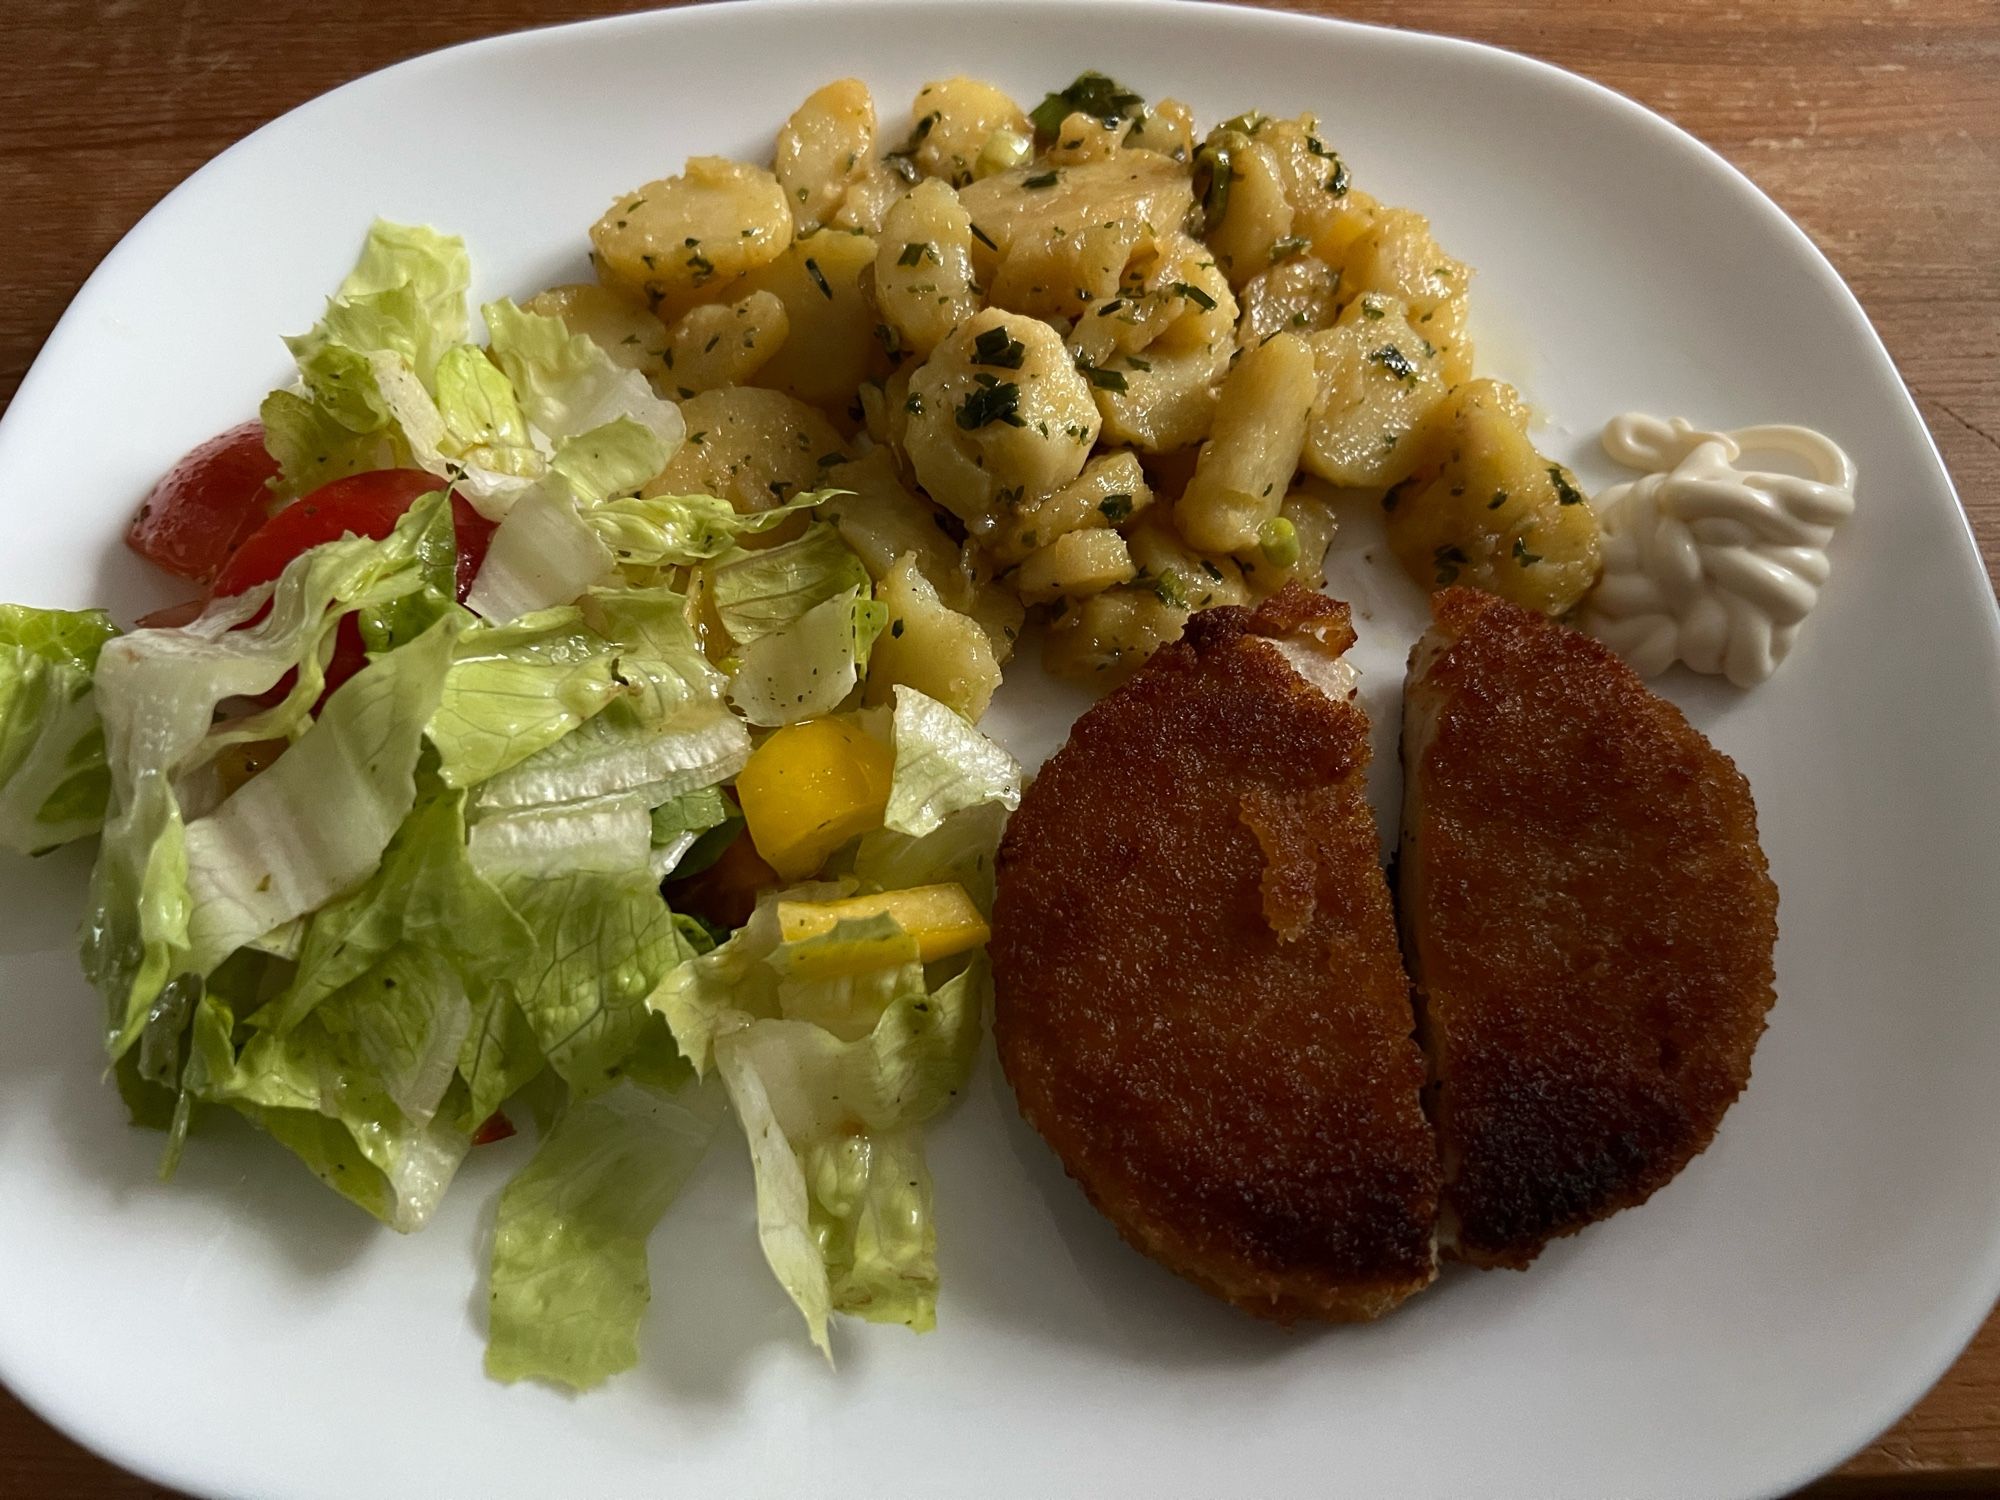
(1513, 536, 1543, 566)
(1152, 568, 1189, 610)
(804, 258, 832, 299)
(1368, 344, 1419, 383)
(1029, 71, 1146, 141)
(971, 325, 1027, 369)
(1095, 298, 1126, 317)
(1360, 295, 1386, 321)
(905, 393, 925, 416)
(1073, 355, 1128, 393)
(891, 618, 905, 638)
(897, 241, 935, 268)
(688, 430, 707, 445)
(1125, 354, 1152, 371)
(1433, 543, 1469, 585)
(1172, 281, 1218, 311)
(1269, 236, 1311, 263)
(956, 379, 1025, 430)
(1191, 143, 1234, 231)
(1549, 466, 1586, 505)
(1023, 170, 1060, 189)
(1326, 158, 1351, 196)
(817, 451, 845, 468)
(686, 250, 715, 283)
(970, 221, 998, 252)
(1200, 559, 1224, 581)
(1488, 489, 1510, 509)
(1098, 493, 1134, 523)
(1382, 477, 1417, 512)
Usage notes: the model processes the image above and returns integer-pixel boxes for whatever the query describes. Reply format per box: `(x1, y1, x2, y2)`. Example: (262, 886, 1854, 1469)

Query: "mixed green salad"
(0, 222, 1020, 1387)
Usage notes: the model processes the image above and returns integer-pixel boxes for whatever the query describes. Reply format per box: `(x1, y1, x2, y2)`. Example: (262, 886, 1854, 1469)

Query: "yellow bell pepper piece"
(776, 884, 990, 965)
(734, 717, 894, 881)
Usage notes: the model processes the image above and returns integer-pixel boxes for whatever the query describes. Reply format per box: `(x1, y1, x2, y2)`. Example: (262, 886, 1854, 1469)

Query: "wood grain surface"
(1, 1, 1995, 1495)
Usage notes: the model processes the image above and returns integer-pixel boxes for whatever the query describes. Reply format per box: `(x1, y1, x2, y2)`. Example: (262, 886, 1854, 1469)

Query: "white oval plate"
(3, 3, 1997, 1497)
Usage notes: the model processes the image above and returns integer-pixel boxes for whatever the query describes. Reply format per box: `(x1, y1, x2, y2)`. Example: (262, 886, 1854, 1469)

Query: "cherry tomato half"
(212, 469, 442, 598)
(126, 421, 283, 586)
(211, 469, 497, 700)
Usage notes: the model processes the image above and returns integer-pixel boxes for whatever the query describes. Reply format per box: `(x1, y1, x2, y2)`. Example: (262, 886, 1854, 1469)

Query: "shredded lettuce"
(180, 611, 460, 971)
(0, 605, 117, 853)
(498, 869, 698, 1098)
(589, 489, 835, 571)
(485, 1079, 721, 1390)
(483, 299, 685, 460)
(261, 221, 471, 497)
(710, 524, 871, 647)
(463, 485, 616, 623)
(728, 587, 887, 728)
(429, 608, 624, 787)
(881, 686, 1024, 837)
(706, 953, 987, 1350)
(258, 786, 533, 1036)
(85, 494, 452, 1058)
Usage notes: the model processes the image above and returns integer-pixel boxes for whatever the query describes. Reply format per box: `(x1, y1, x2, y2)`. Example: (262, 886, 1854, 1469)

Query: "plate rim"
(2, 4, 1996, 1498)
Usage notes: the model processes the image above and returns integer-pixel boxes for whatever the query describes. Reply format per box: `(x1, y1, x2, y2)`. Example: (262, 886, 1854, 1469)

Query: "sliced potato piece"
(591, 157, 792, 318)
(644, 386, 848, 515)
(1383, 378, 1601, 614)
(1235, 254, 1342, 349)
(902, 77, 1032, 188)
(658, 290, 789, 398)
(1300, 293, 1450, 489)
(1177, 331, 1318, 553)
(874, 179, 981, 358)
(727, 229, 879, 413)
(1011, 528, 1137, 604)
(990, 450, 1153, 562)
(902, 308, 1101, 534)
(1042, 585, 1188, 685)
(775, 78, 876, 234)
(866, 553, 1004, 721)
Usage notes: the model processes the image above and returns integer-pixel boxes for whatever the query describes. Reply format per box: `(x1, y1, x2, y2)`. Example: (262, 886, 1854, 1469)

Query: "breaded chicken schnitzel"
(992, 586, 1439, 1321)
(1401, 588, 1778, 1269)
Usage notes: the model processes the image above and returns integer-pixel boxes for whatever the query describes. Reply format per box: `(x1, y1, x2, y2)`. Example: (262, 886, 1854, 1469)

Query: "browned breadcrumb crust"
(1402, 587, 1778, 1269)
(991, 584, 1440, 1322)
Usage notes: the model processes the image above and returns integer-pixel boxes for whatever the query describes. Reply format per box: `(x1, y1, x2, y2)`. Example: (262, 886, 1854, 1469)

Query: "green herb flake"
(804, 258, 833, 299)
(1029, 71, 1147, 141)
(1269, 236, 1311, 263)
(1433, 543, 1469, 586)
(971, 325, 1027, 369)
(1368, 345, 1418, 383)
(1513, 536, 1543, 566)
(1098, 493, 1134, 523)
(898, 241, 935, 268)
(1073, 355, 1128, 393)
(1488, 489, 1510, 510)
(1023, 170, 1061, 190)
(956, 380, 1025, 430)
(1549, 466, 1586, 506)
(1172, 281, 1218, 311)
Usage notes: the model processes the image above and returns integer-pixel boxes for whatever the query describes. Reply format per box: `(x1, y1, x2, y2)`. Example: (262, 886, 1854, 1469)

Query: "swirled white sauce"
(1583, 414, 1857, 686)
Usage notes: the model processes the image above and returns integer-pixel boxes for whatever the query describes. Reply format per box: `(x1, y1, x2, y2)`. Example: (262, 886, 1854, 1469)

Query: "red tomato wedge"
(211, 469, 444, 598)
(126, 421, 283, 585)
(204, 468, 497, 700)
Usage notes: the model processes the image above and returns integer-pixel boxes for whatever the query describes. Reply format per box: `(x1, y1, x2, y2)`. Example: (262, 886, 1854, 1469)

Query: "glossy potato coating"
(1400, 588, 1777, 1268)
(993, 587, 1440, 1320)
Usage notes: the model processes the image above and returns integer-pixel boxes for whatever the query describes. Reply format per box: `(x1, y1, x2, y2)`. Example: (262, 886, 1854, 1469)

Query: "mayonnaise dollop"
(1583, 414, 1857, 687)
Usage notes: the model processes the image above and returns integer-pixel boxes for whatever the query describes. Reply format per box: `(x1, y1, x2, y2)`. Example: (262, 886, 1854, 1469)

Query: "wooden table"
(2, 1, 1995, 1494)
